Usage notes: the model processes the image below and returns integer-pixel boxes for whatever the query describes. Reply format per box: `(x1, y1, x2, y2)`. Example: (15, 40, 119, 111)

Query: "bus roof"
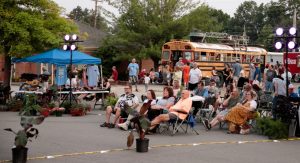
(189, 42, 234, 51)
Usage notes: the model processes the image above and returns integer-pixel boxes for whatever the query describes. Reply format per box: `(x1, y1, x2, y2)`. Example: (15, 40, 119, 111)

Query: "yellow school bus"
(161, 39, 267, 82)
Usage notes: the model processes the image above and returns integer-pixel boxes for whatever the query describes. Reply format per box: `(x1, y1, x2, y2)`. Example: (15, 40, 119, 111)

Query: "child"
(144, 73, 150, 92)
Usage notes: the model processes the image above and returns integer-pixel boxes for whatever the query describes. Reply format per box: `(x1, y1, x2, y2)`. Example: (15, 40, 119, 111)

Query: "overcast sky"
(53, 0, 277, 17)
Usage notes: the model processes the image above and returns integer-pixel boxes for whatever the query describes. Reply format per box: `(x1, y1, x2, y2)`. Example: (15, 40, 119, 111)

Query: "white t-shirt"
(65, 78, 77, 88)
(116, 93, 139, 109)
(248, 100, 257, 111)
(189, 68, 202, 84)
(144, 76, 150, 84)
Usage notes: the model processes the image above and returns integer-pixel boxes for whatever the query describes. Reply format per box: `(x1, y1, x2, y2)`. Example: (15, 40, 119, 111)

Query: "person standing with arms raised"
(128, 58, 139, 92)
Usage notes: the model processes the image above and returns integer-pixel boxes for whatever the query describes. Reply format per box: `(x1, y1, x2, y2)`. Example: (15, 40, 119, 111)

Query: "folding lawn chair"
(159, 109, 199, 136)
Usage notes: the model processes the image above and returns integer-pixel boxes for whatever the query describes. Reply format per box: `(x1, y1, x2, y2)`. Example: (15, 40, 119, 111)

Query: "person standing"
(248, 63, 256, 85)
(182, 62, 190, 88)
(188, 62, 202, 91)
(144, 73, 150, 92)
(175, 57, 184, 69)
(264, 65, 276, 92)
(232, 59, 242, 86)
(128, 58, 139, 92)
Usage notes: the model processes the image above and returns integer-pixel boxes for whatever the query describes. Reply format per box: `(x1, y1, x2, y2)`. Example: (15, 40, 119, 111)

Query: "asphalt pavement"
(1, 84, 300, 163)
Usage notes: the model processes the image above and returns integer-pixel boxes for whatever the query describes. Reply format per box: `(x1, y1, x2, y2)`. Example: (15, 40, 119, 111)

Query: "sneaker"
(108, 123, 115, 128)
(100, 122, 108, 127)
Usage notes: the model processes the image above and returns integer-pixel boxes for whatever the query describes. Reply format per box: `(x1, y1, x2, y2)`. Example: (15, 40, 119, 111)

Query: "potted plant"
(70, 103, 86, 116)
(51, 107, 65, 117)
(125, 103, 151, 153)
(21, 94, 41, 116)
(7, 98, 23, 112)
(4, 115, 45, 163)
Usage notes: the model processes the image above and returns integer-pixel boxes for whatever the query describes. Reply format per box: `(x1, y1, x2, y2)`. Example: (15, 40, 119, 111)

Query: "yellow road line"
(1, 138, 300, 163)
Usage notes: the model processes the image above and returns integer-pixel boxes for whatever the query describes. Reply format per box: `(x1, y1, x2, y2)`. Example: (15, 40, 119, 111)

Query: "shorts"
(112, 107, 128, 118)
(169, 113, 178, 120)
(129, 76, 138, 84)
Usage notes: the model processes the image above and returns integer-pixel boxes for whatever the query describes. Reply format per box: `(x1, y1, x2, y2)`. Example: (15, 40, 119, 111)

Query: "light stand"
(274, 27, 299, 97)
(63, 34, 83, 104)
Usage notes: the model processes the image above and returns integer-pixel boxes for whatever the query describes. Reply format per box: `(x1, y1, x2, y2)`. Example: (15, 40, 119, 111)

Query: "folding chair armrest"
(176, 110, 188, 115)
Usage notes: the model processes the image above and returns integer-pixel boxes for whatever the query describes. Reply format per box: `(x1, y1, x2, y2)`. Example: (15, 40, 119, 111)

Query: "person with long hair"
(146, 87, 175, 133)
(204, 90, 257, 134)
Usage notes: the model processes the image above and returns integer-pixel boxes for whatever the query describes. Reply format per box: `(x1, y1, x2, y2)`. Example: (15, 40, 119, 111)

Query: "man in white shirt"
(188, 62, 202, 91)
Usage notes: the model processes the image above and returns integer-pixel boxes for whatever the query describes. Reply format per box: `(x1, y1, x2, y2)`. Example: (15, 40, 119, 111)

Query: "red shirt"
(112, 69, 118, 81)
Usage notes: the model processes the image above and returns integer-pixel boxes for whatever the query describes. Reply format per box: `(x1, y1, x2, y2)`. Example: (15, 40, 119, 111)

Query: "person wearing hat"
(175, 57, 184, 68)
(232, 59, 242, 86)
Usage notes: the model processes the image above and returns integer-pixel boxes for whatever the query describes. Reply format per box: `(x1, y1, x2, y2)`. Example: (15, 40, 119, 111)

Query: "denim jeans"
(265, 81, 273, 92)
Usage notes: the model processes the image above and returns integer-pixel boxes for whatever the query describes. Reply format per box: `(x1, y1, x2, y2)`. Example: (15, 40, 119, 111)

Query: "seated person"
(100, 84, 139, 128)
(149, 90, 192, 131)
(204, 79, 221, 116)
(147, 87, 175, 121)
(204, 87, 240, 130)
(191, 81, 208, 116)
(204, 90, 257, 134)
(118, 89, 156, 131)
(172, 80, 181, 98)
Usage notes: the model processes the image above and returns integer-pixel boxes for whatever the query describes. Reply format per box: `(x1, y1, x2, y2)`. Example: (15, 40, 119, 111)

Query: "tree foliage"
(68, 6, 109, 31)
(0, 0, 78, 84)
(97, 0, 232, 76)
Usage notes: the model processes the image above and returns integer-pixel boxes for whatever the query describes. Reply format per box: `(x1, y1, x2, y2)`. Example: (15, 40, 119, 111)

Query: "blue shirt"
(128, 63, 139, 76)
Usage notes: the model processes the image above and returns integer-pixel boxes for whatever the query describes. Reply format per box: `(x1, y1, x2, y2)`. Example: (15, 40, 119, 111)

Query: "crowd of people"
(98, 57, 300, 135)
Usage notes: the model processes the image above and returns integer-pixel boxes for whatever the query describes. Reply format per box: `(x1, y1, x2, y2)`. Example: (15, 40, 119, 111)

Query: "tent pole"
(101, 65, 103, 88)
(51, 64, 54, 85)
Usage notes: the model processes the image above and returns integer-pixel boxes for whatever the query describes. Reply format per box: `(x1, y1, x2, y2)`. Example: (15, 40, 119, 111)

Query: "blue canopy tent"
(14, 48, 102, 86)
(14, 48, 101, 65)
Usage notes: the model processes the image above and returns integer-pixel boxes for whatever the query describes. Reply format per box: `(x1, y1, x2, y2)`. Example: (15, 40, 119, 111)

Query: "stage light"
(289, 27, 297, 36)
(64, 35, 70, 41)
(274, 41, 283, 50)
(275, 28, 284, 36)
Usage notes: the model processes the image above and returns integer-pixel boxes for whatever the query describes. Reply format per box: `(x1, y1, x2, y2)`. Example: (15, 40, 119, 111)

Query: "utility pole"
(292, 8, 297, 52)
(92, 0, 100, 28)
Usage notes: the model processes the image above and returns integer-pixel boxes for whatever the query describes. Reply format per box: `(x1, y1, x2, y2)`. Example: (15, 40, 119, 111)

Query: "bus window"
(246, 55, 250, 63)
(194, 52, 200, 61)
(242, 55, 246, 63)
(249, 55, 254, 62)
(215, 53, 221, 61)
(237, 54, 240, 61)
(201, 52, 207, 61)
(260, 56, 265, 64)
(232, 54, 237, 61)
(226, 54, 231, 62)
(162, 51, 170, 60)
(297, 56, 300, 67)
(209, 53, 215, 61)
(220, 54, 224, 61)
(184, 51, 192, 61)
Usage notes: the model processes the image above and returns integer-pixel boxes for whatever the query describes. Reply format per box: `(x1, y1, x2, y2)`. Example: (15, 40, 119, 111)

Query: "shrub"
(255, 117, 288, 139)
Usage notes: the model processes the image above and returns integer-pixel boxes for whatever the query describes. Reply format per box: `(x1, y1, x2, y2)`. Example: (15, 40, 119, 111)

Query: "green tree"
(68, 6, 109, 31)
(97, 0, 231, 77)
(228, 1, 265, 44)
(0, 0, 78, 85)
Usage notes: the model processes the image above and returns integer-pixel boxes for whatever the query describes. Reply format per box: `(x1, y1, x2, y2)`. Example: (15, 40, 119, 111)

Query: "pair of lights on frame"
(274, 27, 298, 50)
(63, 34, 79, 51)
